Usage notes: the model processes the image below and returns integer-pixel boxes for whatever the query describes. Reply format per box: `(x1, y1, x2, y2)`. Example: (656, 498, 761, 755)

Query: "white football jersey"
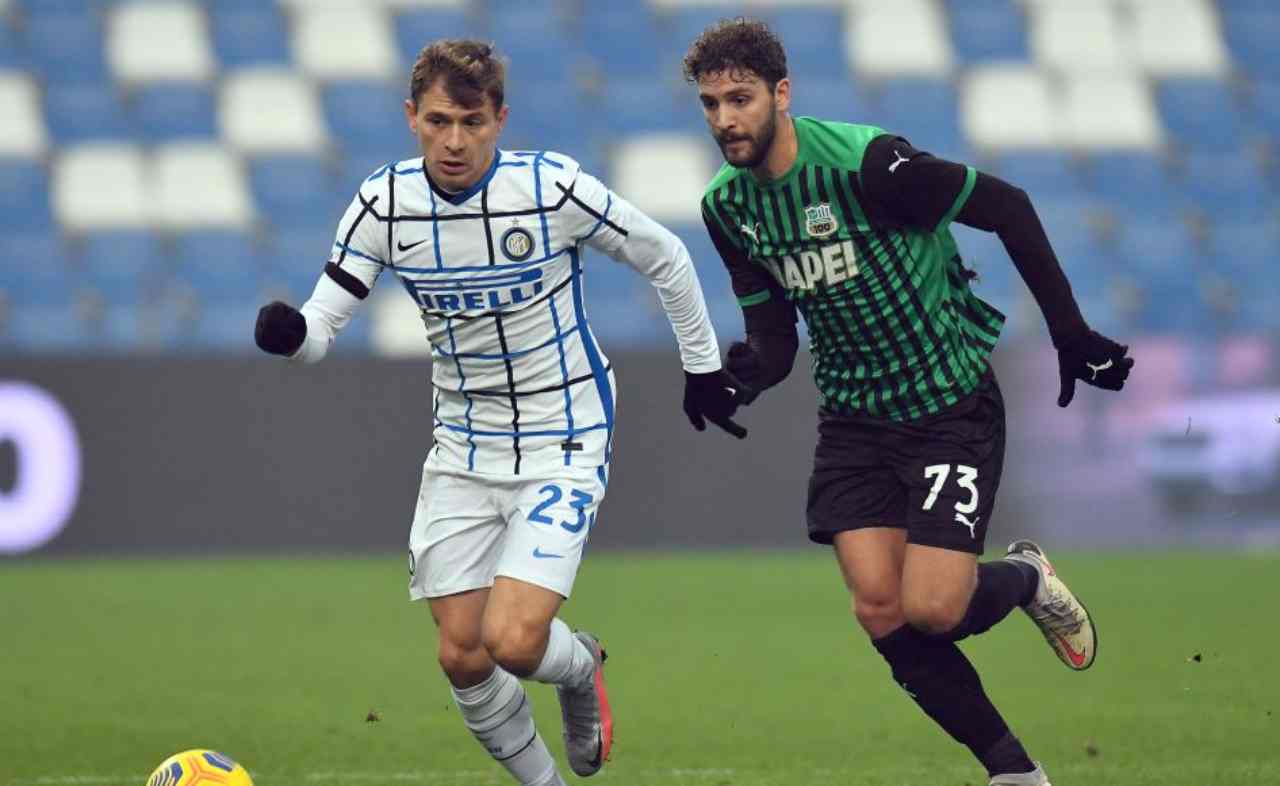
(291, 150, 721, 476)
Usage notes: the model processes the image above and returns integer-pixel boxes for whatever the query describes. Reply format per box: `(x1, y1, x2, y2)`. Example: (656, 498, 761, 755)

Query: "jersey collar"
(423, 150, 501, 206)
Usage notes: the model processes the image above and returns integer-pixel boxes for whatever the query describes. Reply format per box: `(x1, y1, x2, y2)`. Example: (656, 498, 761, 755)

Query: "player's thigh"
(832, 528, 908, 637)
(806, 410, 908, 546)
(898, 372, 1007, 555)
(495, 466, 608, 600)
(408, 463, 505, 601)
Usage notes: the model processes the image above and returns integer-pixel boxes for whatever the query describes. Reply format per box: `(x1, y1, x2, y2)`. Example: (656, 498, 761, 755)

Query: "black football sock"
(873, 624, 1036, 776)
(944, 560, 1040, 642)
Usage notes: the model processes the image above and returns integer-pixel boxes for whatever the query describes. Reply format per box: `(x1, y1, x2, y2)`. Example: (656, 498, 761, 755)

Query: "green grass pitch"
(3, 550, 1277, 785)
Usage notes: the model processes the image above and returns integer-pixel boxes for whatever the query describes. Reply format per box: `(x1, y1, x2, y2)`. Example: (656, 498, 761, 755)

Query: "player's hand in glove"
(255, 301, 307, 357)
(683, 369, 755, 439)
(1055, 329, 1134, 407)
(725, 334, 797, 395)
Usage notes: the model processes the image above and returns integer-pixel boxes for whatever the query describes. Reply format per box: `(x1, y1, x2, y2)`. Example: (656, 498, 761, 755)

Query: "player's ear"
(404, 98, 418, 134)
(773, 78, 791, 114)
(494, 104, 509, 134)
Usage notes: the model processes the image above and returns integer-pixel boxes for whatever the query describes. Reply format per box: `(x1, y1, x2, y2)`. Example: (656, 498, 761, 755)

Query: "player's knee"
(901, 594, 967, 636)
(481, 620, 548, 677)
(437, 638, 490, 684)
(853, 594, 904, 639)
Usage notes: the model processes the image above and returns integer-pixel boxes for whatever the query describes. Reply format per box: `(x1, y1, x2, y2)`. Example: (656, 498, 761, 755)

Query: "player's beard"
(717, 104, 778, 170)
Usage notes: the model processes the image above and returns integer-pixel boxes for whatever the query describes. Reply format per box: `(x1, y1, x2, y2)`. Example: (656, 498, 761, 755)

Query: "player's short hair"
(409, 39, 506, 112)
(682, 18, 788, 90)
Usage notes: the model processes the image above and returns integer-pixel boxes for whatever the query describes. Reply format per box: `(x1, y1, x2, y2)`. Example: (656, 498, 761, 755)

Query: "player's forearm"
(292, 272, 363, 364)
(746, 328, 799, 388)
(957, 173, 1088, 346)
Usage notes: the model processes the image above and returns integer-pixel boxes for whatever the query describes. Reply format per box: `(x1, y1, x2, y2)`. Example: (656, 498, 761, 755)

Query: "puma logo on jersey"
(740, 222, 761, 243)
(889, 150, 911, 173)
(760, 240, 861, 294)
(1086, 359, 1113, 380)
(954, 512, 980, 539)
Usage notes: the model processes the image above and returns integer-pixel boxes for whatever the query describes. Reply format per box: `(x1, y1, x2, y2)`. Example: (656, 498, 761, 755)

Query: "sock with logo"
(873, 624, 1036, 776)
(943, 560, 1040, 642)
(529, 617, 595, 688)
(451, 667, 565, 786)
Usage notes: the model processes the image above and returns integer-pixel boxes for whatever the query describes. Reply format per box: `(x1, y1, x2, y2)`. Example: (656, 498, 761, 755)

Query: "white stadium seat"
(0, 72, 48, 157)
(1129, 0, 1229, 76)
(292, 7, 399, 80)
(370, 287, 431, 358)
(380, 0, 465, 8)
(220, 68, 328, 155)
(610, 134, 715, 223)
(107, 1, 216, 84)
(1029, 0, 1128, 73)
(962, 65, 1060, 150)
(153, 143, 255, 229)
(846, 0, 953, 79)
(53, 144, 151, 231)
(1060, 73, 1163, 150)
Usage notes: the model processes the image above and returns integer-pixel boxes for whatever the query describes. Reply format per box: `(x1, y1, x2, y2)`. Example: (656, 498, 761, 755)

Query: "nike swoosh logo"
(1052, 630, 1088, 667)
(397, 238, 429, 252)
(532, 547, 564, 560)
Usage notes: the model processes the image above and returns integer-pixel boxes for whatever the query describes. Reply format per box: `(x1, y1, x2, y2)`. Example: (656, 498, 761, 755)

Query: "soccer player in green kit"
(685, 19, 1134, 786)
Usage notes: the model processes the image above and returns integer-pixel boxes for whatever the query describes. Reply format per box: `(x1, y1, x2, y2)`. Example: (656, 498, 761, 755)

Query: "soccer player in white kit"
(253, 41, 749, 786)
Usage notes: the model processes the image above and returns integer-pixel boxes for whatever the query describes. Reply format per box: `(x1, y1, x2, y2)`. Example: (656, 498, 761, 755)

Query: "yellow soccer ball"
(145, 750, 253, 786)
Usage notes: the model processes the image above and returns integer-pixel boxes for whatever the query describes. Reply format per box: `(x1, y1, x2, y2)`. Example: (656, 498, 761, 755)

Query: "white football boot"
(1006, 540, 1097, 670)
(556, 631, 612, 777)
(990, 763, 1051, 785)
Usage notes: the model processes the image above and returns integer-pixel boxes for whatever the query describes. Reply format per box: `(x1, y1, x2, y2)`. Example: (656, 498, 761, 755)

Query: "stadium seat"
(324, 80, 408, 156)
(1181, 152, 1276, 224)
(1114, 219, 1199, 279)
(80, 230, 167, 306)
(25, 11, 106, 85)
(395, 8, 483, 64)
(989, 151, 1087, 201)
(248, 154, 342, 233)
(1028, 1, 1126, 73)
(948, 5, 1028, 65)
(133, 83, 218, 143)
(610, 134, 714, 223)
(1086, 152, 1182, 223)
(0, 158, 54, 232)
(492, 5, 578, 83)
(53, 143, 151, 231)
(596, 77, 695, 138)
(292, 6, 398, 81)
(154, 143, 256, 230)
(961, 65, 1058, 150)
(172, 230, 264, 303)
(0, 234, 75, 306)
(0, 18, 22, 70)
(1205, 220, 1273, 280)
(789, 75, 868, 127)
(265, 229, 335, 303)
(848, 0, 953, 79)
(208, 5, 291, 68)
(1219, 9, 1280, 80)
(1130, 0, 1229, 77)
(1248, 80, 1280, 144)
(0, 73, 47, 157)
(220, 68, 329, 155)
(106, 1, 216, 84)
(873, 78, 963, 153)
(763, 7, 846, 80)
(579, 4, 665, 79)
(44, 81, 135, 144)
(1061, 73, 1163, 150)
(1157, 79, 1246, 151)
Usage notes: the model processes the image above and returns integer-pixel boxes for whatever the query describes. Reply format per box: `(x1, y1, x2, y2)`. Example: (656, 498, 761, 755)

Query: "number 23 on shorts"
(527, 484, 597, 534)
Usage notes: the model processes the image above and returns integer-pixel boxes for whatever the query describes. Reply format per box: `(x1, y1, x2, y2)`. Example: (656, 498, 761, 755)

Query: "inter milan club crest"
(804, 202, 838, 238)
(501, 226, 535, 261)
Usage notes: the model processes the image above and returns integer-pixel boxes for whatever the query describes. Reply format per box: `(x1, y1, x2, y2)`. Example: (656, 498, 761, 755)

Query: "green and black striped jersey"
(701, 116, 1006, 422)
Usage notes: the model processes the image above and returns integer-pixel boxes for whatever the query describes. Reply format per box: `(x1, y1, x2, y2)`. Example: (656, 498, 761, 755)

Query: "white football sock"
(451, 668, 565, 786)
(529, 618, 595, 689)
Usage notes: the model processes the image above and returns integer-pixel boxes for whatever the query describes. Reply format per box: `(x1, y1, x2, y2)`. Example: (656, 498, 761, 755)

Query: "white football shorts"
(407, 454, 609, 600)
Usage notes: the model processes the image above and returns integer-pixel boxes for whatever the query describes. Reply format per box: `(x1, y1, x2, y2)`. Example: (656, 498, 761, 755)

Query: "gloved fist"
(682, 369, 754, 439)
(726, 341, 765, 394)
(254, 301, 307, 357)
(1056, 329, 1134, 407)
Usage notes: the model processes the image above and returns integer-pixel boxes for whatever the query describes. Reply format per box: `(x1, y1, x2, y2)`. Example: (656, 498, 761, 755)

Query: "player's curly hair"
(682, 18, 788, 89)
(409, 39, 506, 111)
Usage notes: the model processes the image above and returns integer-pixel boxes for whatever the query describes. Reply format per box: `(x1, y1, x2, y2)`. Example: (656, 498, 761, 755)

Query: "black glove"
(1055, 329, 1134, 407)
(726, 335, 796, 395)
(254, 301, 307, 357)
(683, 369, 754, 439)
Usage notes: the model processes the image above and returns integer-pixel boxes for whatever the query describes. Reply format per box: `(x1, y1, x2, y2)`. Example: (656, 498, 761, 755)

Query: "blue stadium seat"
(337, 151, 401, 197)
(1156, 79, 1247, 151)
(598, 77, 697, 137)
(265, 229, 333, 301)
(208, 5, 290, 67)
(1086, 152, 1182, 222)
(0, 234, 75, 305)
(172, 230, 264, 303)
(0, 159, 54, 233)
(1, 302, 95, 353)
(80, 231, 169, 306)
(491, 6, 578, 83)
(183, 301, 259, 351)
(25, 11, 106, 85)
(580, 4, 666, 78)
(133, 83, 218, 143)
(1180, 152, 1276, 223)
(1114, 220, 1198, 280)
(324, 80, 410, 156)
(248, 155, 344, 234)
(1205, 220, 1273, 280)
(873, 79, 964, 153)
(45, 82, 134, 143)
(1220, 9, 1280, 80)
(505, 79, 598, 147)
(948, 7, 1028, 64)
(1247, 80, 1280, 143)
(990, 151, 1088, 201)
(396, 9, 484, 65)
(1133, 269, 1208, 332)
(764, 8, 846, 80)
(0, 19, 25, 70)
(790, 76, 867, 125)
